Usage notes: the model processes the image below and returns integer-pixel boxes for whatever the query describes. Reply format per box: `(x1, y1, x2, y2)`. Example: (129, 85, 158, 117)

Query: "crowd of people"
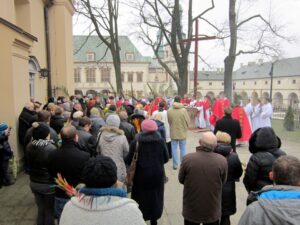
(0, 93, 299, 225)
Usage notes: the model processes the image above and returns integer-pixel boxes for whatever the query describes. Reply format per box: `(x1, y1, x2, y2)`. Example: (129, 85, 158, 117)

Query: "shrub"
(283, 106, 295, 131)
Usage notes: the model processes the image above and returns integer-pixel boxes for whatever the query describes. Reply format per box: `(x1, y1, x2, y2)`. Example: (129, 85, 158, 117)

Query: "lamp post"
(269, 62, 274, 103)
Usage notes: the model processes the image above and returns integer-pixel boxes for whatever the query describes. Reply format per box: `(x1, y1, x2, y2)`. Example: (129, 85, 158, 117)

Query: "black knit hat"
(32, 122, 50, 140)
(82, 155, 117, 188)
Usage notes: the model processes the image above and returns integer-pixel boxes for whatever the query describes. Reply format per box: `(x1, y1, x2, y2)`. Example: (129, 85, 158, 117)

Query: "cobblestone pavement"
(0, 131, 299, 225)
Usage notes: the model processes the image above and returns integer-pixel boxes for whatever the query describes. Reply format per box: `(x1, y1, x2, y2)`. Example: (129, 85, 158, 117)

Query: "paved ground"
(0, 131, 299, 225)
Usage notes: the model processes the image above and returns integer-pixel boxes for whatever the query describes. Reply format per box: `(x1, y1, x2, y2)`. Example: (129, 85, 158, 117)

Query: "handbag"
(126, 141, 139, 191)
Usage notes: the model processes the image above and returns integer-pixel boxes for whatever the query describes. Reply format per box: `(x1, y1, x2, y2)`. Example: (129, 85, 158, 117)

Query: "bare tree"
(75, 0, 123, 95)
(196, 0, 291, 100)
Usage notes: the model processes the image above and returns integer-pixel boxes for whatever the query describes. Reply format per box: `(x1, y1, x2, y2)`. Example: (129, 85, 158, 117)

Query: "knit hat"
(32, 122, 50, 140)
(0, 123, 8, 134)
(82, 155, 117, 188)
(106, 114, 120, 128)
(216, 131, 231, 144)
(141, 119, 158, 132)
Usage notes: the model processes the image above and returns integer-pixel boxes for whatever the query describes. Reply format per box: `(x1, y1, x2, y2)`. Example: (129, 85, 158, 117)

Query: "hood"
(137, 131, 161, 143)
(249, 127, 278, 153)
(71, 196, 138, 211)
(173, 102, 184, 109)
(100, 127, 124, 142)
(31, 139, 54, 148)
(257, 186, 300, 224)
(214, 143, 232, 157)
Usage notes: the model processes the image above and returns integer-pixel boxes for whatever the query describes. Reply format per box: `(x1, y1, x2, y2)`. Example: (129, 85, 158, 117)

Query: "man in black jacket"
(48, 125, 90, 221)
(76, 117, 97, 156)
(119, 110, 136, 145)
(214, 107, 242, 152)
(50, 107, 65, 134)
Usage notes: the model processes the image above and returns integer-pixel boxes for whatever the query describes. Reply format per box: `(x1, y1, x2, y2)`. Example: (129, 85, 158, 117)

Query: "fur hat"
(82, 155, 117, 188)
(73, 111, 84, 119)
(32, 122, 50, 140)
(216, 131, 231, 144)
(106, 114, 120, 128)
(141, 119, 158, 132)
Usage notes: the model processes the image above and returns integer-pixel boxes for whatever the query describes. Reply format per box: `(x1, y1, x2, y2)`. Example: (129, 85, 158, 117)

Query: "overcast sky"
(73, 0, 300, 70)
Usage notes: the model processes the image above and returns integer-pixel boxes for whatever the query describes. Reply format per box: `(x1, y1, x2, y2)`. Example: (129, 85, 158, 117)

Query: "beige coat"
(167, 102, 190, 140)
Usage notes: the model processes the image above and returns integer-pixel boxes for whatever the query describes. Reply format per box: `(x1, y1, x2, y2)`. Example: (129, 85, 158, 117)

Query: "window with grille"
(121, 72, 125, 82)
(128, 72, 134, 82)
(209, 82, 212, 86)
(86, 68, 96, 83)
(125, 52, 134, 61)
(277, 80, 281, 85)
(74, 68, 81, 83)
(292, 80, 296, 84)
(101, 68, 111, 82)
(86, 52, 95, 62)
(137, 72, 143, 82)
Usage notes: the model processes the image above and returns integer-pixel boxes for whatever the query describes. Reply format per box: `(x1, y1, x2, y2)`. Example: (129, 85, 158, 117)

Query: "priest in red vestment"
(232, 105, 252, 142)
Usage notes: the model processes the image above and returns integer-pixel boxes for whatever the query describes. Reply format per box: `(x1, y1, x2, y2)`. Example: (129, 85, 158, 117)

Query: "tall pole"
(193, 19, 199, 97)
(269, 62, 274, 102)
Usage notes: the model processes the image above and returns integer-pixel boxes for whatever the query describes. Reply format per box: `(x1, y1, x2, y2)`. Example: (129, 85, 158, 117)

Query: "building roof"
(73, 35, 150, 63)
(190, 57, 300, 81)
(234, 57, 300, 79)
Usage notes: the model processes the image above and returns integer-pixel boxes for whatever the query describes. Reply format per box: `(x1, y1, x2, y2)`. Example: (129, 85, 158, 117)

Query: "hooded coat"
(238, 185, 300, 225)
(243, 127, 286, 193)
(97, 127, 129, 183)
(214, 143, 243, 216)
(167, 102, 190, 140)
(126, 131, 169, 221)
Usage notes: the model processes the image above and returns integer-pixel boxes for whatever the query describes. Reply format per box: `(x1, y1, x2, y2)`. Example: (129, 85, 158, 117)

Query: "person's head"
(32, 122, 50, 140)
(108, 104, 116, 112)
(224, 106, 232, 116)
(216, 131, 231, 144)
(159, 101, 165, 109)
(55, 107, 63, 116)
(73, 111, 84, 120)
(60, 125, 78, 143)
(0, 123, 9, 136)
(174, 96, 181, 103)
(37, 110, 51, 123)
(141, 119, 158, 132)
(47, 103, 57, 114)
(25, 102, 35, 111)
(34, 101, 42, 111)
(118, 110, 128, 120)
(106, 114, 121, 128)
(47, 97, 55, 103)
(261, 96, 270, 104)
(199, 132, 217, 151)
(79, 117, 92, 132)
(82, 155, 117, 188)
(270, 156, 300, 186)
(90, 107, 100, 117)
(74, 103, 82, 111)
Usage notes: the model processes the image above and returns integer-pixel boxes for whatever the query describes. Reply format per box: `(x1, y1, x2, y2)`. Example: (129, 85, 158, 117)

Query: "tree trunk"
(177, 62, 189, 97)
(113, 51, 122, 95)
(224, 0, 237, 101)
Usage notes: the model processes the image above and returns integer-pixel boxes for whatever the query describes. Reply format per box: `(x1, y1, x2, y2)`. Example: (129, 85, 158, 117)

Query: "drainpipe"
(44, 0, 54, 98)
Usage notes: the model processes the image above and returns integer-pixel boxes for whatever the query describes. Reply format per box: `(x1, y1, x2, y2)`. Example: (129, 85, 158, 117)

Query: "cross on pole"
(181, 19, 216, 97)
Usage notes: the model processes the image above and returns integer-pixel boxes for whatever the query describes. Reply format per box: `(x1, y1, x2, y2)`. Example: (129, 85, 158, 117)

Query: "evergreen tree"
(284, 106, 295, 131)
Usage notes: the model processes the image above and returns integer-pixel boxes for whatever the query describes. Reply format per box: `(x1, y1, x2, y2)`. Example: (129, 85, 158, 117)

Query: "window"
(265, 81, 268, 85)
(86, 68, 96, 83)
(136, 72, 143, 82)
(125, 52, 134, 61)
(222, 82, 224, 86)
(128, 72, 134, 82)
(254, 81, 257, 85)
(243, 81, 245, 85)
(277, 80, 281, 85)
(86, 52, 95, 62)
(121, 72, 125, 82)
(101, 68, 111, 82)
(155, 76, 159, 82)
(292, 80, 296, 84)
(74, 68, 81, 83)
(209, 82, 212, 86)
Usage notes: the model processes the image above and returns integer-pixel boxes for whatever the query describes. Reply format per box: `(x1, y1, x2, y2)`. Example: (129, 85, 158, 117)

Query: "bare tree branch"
(193, 0, 215, 21)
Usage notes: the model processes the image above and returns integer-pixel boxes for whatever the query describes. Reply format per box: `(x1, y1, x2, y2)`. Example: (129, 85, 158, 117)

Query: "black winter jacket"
(119, 119, 136, 145)
(0, 134, 13, 160)
(48, 140, 90, 199)
(76, 127, 97, 156)
(214, 143, 243, 216)
(243, 127, 286, 193)
(18, 107, 37, 146)
(26, 139, 56, 184)
(214, 115, 242, 152)
(90, 115, 105, 138)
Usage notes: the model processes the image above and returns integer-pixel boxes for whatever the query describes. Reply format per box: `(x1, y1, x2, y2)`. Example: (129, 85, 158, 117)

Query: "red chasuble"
(212, 98, 230, 120)
(232, 106, 252, 142)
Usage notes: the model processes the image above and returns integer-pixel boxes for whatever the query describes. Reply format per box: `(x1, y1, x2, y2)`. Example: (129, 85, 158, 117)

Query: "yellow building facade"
(0, 0, 74, 167)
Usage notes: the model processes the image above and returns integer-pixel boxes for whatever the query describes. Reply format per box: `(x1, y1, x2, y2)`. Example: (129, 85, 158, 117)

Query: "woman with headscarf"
(126, 119, 169, 225)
